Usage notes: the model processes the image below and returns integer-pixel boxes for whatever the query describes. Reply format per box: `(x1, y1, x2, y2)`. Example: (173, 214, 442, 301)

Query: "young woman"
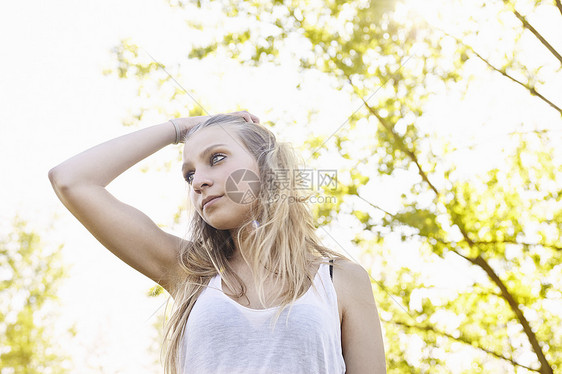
(48, 111, 386, 374)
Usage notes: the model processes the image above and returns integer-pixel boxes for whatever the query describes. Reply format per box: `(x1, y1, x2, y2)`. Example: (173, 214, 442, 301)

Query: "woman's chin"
(202, 206, 254, 231)
(204, 216, 239, 231)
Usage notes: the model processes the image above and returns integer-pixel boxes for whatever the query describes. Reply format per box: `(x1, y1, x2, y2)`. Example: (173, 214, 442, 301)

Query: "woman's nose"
(192, 171, 213, 191)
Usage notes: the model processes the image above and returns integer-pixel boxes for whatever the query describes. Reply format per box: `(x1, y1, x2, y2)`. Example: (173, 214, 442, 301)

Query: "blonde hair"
(161, 114, 350, 373)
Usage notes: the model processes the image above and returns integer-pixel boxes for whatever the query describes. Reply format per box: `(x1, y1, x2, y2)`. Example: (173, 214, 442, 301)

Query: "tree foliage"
(0, 216, 71, 373)
(105, 0, 561, 372)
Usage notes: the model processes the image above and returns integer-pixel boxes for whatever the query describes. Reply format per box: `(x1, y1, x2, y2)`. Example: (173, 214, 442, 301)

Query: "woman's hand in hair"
(173, 116, 210, 143)
(225, 110, 260, 124)
(174, 111, 260, 143)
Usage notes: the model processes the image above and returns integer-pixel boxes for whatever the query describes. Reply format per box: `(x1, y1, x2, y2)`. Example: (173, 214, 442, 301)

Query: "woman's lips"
(203, 196, 222, 209)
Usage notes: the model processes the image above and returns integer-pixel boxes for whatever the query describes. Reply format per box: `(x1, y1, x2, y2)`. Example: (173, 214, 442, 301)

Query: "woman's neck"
(228, 225, 254, 267)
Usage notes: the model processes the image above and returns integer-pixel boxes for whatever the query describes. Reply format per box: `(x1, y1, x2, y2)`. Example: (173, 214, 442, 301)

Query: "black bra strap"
(329, 259, 334, 281)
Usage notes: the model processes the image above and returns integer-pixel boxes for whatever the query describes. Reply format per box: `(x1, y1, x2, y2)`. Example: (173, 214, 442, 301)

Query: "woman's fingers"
(250, 114, 260, 124)
(228, 110, 260, 124)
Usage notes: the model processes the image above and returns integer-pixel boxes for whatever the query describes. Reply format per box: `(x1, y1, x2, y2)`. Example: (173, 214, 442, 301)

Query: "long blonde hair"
(161, 114, 350, 373)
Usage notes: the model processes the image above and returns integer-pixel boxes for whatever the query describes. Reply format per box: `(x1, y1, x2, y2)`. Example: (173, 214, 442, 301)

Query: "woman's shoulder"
(332, 258, 370, 285)
(330, 256, 366, 273)
(330, 258, 372, 318)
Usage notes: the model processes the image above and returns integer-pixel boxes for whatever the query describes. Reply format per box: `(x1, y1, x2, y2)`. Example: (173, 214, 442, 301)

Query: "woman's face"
(182, 125, 261, 230)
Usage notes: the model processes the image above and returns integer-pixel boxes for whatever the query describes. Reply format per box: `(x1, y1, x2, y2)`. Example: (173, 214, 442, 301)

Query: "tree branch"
(472, 239, 562, 251)
(427, 25, 562, 116)
(478, 50, 561, 115)
(398, 234, 562, 253)
(348, 76, 440, 196)
(473, 255, 552, 373)
(355, 190, 397, 218)
(504, 2, 562, 66)
(392, 320, 540, 372)
(556, 0, 562, 16)
(448, 248, 553, 374)
(458, 38, 561, 116)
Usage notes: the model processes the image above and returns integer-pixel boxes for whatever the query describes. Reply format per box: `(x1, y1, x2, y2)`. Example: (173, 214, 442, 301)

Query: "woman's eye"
(185, 173, 194, 184)
(184, 153, 226, 184)
(211, 153, 226, 164)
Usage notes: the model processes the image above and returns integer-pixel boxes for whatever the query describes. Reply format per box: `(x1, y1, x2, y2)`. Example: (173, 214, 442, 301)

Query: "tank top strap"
(315, 257, 340, 324)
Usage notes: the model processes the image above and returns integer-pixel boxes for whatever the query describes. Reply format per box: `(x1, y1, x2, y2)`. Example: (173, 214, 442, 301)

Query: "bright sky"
(1, 0, 560, 372)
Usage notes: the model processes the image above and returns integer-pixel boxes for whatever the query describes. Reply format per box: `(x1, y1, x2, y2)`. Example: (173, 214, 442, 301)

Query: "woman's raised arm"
(48, 117, 206, 293)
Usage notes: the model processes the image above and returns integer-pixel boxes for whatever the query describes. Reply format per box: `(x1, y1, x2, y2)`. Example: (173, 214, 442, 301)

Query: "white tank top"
(179, 258, 346, 374)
